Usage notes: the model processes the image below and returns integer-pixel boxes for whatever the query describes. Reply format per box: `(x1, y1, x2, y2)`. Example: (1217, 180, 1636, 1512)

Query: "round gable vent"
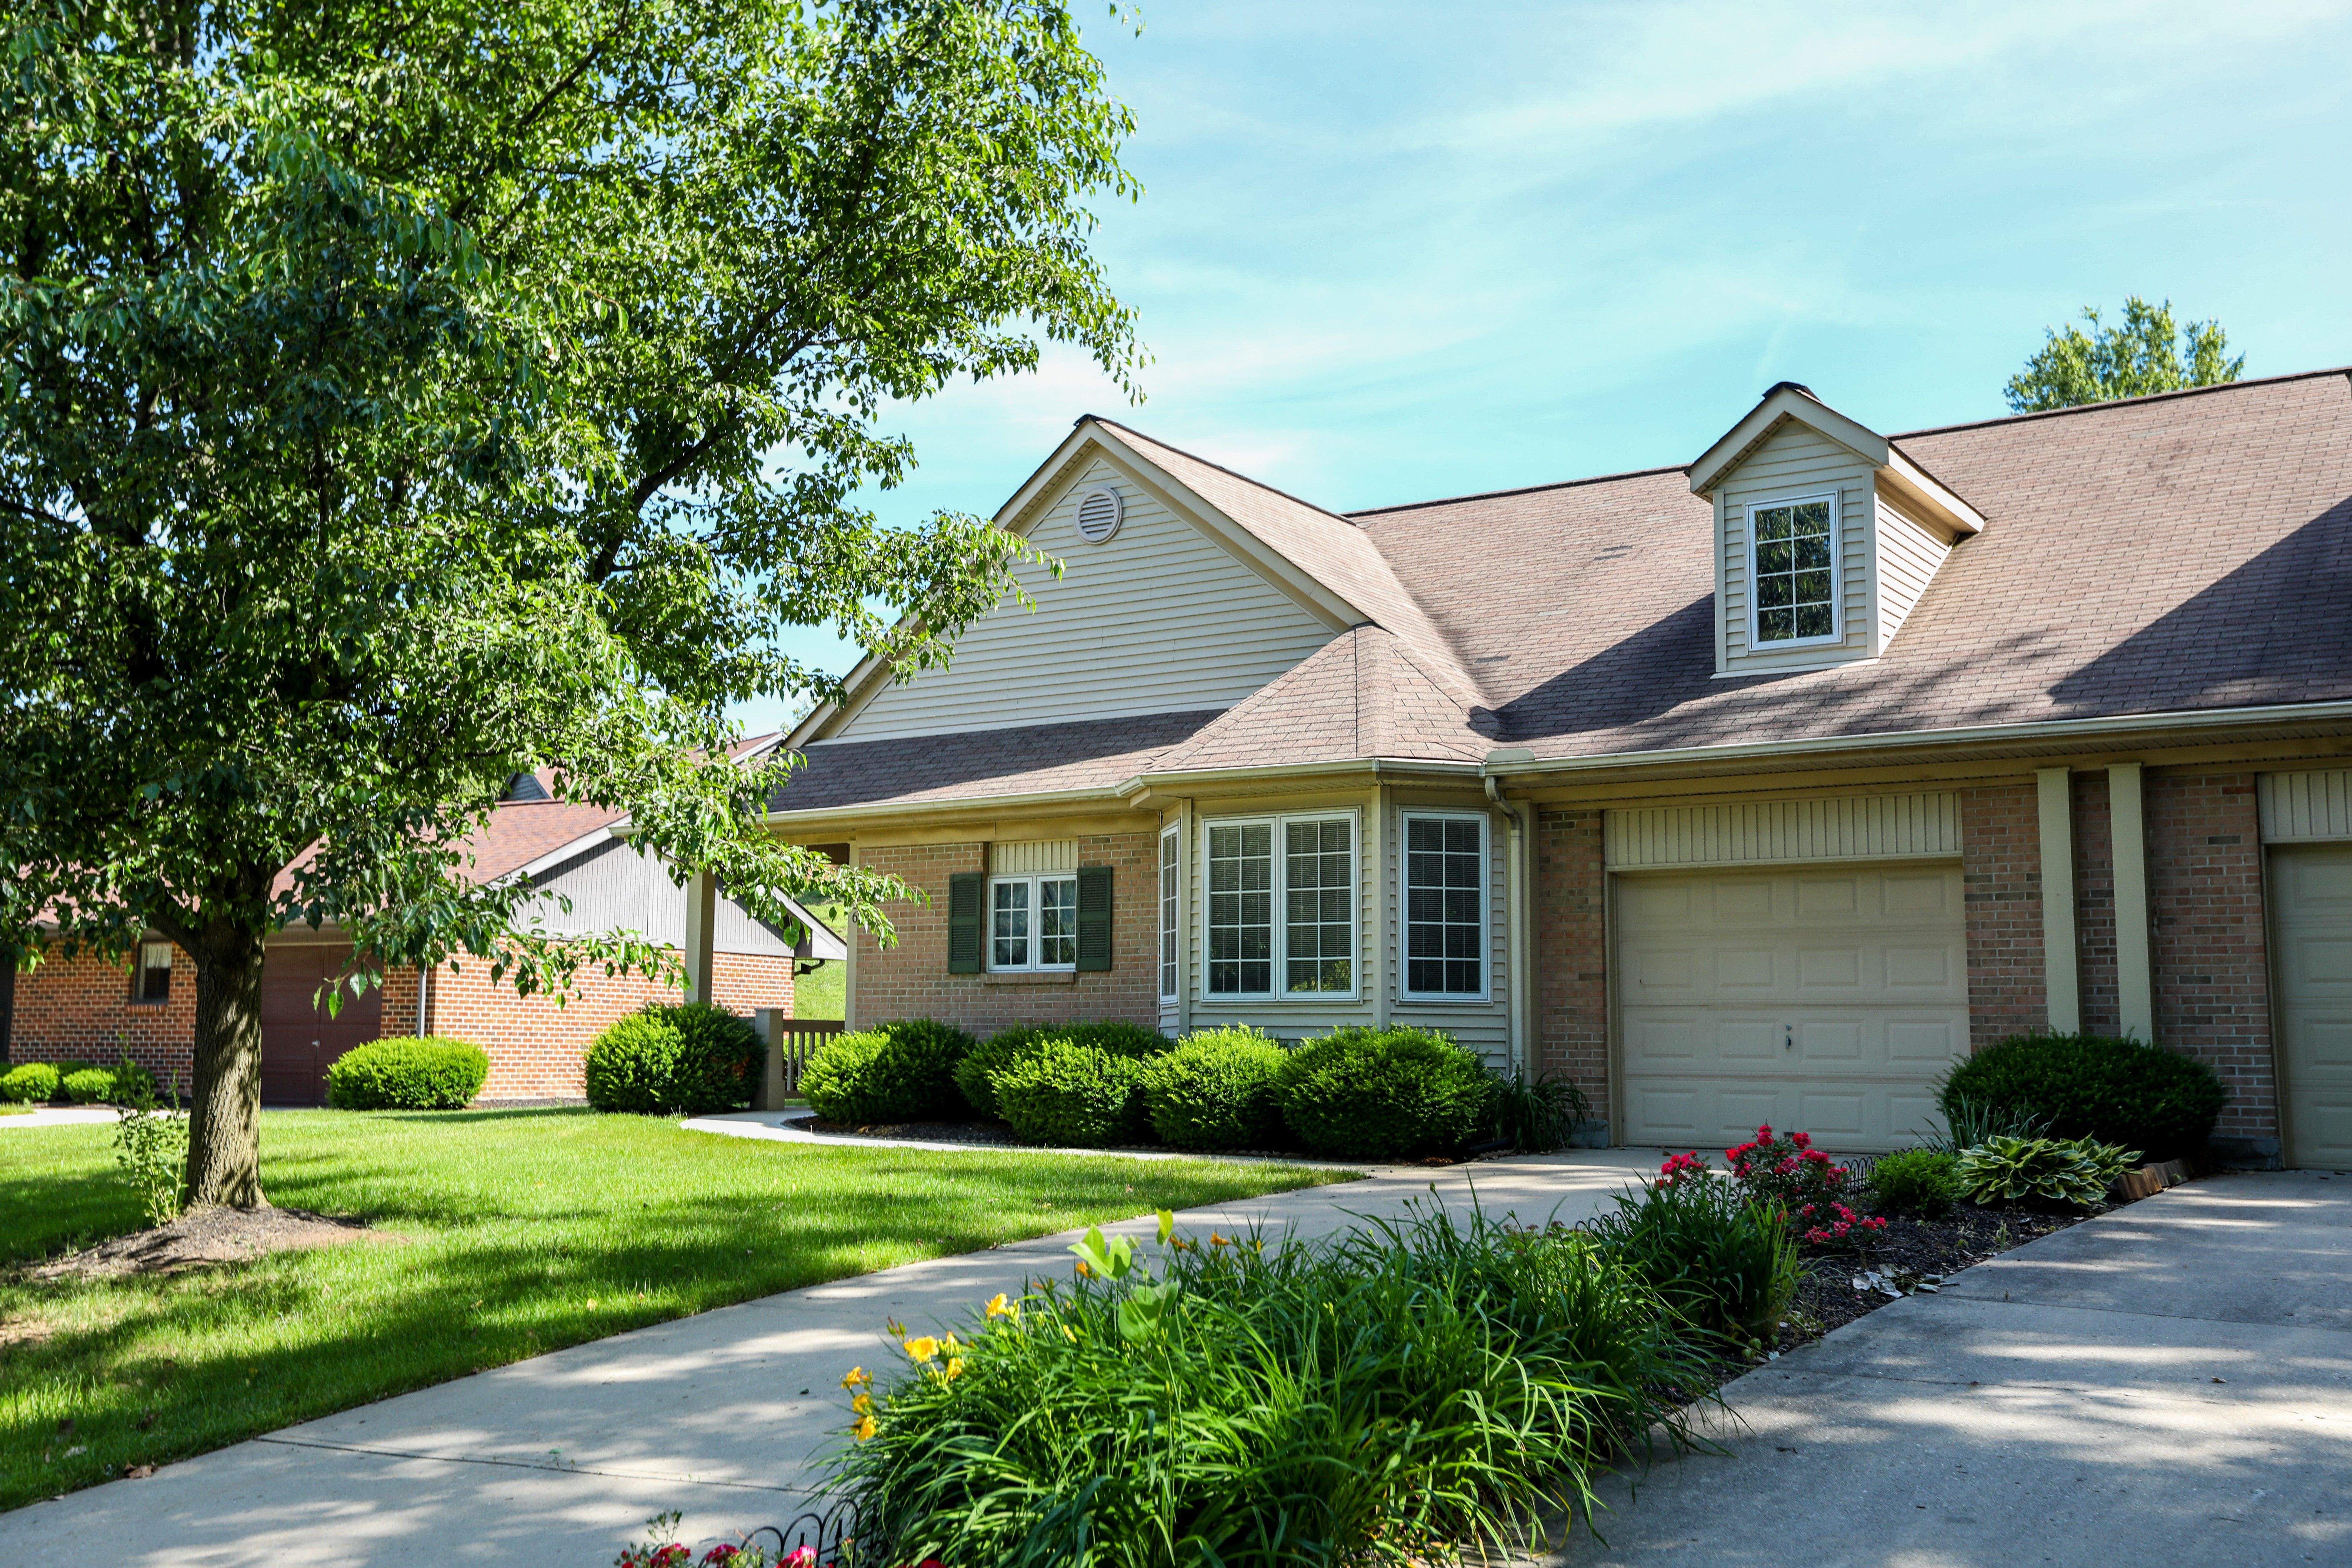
(1074, 485, 1123, 543)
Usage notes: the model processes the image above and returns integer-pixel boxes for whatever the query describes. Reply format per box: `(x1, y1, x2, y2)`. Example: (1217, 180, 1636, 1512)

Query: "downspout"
(1486, 775, 1531, 1080)
(1177, 798, 1195, 1037)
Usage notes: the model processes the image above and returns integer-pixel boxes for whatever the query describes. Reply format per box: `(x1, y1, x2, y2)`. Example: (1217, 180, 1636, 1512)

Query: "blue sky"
(739, 0, 2352, 732)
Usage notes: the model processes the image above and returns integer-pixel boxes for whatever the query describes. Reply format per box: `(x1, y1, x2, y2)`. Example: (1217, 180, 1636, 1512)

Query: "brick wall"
(6, 943, 197, 1086)
(2147, 771, 2275, 1143)
(421, 951, 793, 1100)
(851, 835, 1159, 1035)
(1532, 808, 1608, 1120)
(5, 936, 788, 1103)
(2072, 770, 2120, 1037)
(1961, 781, 2048, 1047)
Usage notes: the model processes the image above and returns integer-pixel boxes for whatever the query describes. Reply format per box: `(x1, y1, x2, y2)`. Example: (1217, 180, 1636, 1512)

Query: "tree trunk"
(186, 931, 269, 1209)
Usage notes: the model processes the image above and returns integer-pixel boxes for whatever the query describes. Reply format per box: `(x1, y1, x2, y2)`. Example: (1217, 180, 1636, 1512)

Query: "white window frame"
(1399, 810, 1490, 1002)
(1158, 825, 1179, 1001)
(1745, 489, 1842, 650)
(987, 872, 1079, 973)
(1200, 809, 1360, 1001)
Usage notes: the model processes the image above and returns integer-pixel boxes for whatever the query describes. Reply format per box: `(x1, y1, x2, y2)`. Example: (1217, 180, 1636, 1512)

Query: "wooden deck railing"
(774, 1018, 843, 1095)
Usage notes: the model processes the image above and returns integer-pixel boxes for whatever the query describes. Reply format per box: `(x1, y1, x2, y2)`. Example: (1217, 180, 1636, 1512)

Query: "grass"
(0, 1108, 1342, 1512)
(796, 902, 846, 1020)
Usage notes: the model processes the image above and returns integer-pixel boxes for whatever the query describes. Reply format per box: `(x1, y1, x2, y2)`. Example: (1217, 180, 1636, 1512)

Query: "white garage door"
(1618, 863, 1969, 1153)
(2272, 844, 2352, 1169)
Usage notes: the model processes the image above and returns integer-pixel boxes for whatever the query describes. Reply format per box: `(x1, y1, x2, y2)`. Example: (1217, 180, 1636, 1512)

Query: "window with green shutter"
(1076, 864, 1113, 972)
(947, 871, 983, 973)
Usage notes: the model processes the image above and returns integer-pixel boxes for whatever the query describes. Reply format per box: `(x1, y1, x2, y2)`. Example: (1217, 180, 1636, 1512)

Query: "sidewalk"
(5, 1149, 1659, 1566)
(1554, 1171, 2352, 1568)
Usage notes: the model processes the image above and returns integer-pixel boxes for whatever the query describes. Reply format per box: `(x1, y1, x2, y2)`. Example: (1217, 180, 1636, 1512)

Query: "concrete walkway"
(6, 1149, 1658, 1566)
(1556, 1171, 2352, 1568)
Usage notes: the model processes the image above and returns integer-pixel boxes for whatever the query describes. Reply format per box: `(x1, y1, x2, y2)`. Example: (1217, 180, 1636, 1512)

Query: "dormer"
(1688, 383, 1984, 678)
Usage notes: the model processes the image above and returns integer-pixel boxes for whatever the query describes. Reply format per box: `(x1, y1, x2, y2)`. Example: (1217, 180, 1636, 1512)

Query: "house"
(1, 747, 847, 1104)
(767, 369, 2352, 1168)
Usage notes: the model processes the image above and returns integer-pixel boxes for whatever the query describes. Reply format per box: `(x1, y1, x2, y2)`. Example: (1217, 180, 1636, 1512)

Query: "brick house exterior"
(765, 371, 2352, 1165)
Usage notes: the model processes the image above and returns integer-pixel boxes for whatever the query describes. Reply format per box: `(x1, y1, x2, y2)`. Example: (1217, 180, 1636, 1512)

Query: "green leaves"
(2005, 295, 2244, 412)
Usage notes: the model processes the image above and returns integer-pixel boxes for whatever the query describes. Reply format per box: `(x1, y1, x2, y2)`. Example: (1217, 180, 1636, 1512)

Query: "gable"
(1713, 419, 1878, 675)
(829, 453, 1341, 743)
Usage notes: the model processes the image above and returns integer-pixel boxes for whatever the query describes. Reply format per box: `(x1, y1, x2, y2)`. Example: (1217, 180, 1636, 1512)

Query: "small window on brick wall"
(135, 941, 173, 1003)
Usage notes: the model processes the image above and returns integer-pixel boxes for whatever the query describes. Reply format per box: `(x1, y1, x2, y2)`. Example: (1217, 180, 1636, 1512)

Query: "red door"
(259, 945, 382, 1106)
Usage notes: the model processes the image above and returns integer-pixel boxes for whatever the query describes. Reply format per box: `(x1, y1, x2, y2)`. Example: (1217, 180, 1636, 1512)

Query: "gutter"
(1478, 698, 2352, 781)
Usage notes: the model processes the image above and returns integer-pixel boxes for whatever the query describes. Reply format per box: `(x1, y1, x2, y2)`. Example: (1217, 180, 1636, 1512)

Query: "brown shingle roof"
(1151, 626, 1491, 774)
(777, 711, 1224, 813)
(1355, 368, 2352, 758)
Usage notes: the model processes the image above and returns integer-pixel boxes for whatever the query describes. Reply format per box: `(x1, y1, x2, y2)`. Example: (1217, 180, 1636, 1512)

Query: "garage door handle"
(1784, 1025, 1794, 1050)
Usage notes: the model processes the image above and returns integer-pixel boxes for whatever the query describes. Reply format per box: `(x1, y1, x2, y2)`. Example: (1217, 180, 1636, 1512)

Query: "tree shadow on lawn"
(0, 1139, 1333, 1510)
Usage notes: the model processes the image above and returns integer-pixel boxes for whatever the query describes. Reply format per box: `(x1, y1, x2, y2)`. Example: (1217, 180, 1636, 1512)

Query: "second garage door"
(1618, 863, 1969, 1153)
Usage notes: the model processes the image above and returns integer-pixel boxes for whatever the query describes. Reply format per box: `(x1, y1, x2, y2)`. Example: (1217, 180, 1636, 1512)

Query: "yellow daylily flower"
(944, 1357, 964, 1382)
(852, 1393, 873, 1416)
(1074, 1260, 1091, 1278)
(841, 1367, 871, 1390)
(1209, 1233, 1230, 1248)
(852, 1414, 877, 1443)
(943, 1332, 962, 1352)
(985, 1292, 1017, 1319)
(903, 1336, 940, 1363)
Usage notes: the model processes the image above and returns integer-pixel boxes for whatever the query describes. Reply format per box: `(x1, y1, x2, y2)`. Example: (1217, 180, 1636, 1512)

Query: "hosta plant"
(1956, 1135, 2142, 1209)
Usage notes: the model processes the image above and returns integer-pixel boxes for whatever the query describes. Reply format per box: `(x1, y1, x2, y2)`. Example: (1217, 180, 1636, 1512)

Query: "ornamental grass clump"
(831, 1201, 1707, 1567)
(1585, 1153, 1799, 1341)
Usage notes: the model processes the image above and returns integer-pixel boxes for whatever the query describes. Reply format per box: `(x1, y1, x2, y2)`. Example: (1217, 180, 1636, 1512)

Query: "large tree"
(0, 0, 1140, 1206)
(2005, 294, 2243, 412)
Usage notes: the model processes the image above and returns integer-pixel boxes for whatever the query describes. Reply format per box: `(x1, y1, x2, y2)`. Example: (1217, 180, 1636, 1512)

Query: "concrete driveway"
(3, 1149, 1657, 1566)
(1558, 1171, 2352, 1568)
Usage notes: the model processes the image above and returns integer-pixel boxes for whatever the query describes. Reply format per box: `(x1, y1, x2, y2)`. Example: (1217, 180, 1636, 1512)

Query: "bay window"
(1205, 812, 1355, 997)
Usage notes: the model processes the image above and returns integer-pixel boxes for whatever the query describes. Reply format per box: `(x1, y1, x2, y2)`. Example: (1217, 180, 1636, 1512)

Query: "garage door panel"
(1618, 863, 1967, 1153)
(2275, 843, 2352, 1167)
(1624, 943, 1697, 995)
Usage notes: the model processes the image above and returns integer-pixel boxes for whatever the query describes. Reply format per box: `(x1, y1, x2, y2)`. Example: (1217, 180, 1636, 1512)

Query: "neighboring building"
(2, 752, 846, 1103)
(768, 370, 2352, 1168)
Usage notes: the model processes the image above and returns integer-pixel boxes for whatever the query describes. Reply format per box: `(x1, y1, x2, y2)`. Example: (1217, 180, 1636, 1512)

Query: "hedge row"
(802, 1018, 1579, 1160)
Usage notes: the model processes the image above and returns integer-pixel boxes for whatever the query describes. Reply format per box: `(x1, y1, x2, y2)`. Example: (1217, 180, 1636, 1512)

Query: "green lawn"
(796, 900, 846, 1019)
(0, 1109, 1342, 1511)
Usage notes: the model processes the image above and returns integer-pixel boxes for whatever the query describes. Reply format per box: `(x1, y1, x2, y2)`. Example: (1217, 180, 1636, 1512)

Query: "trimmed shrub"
(61, 1066, 120, 1104)
(585, 1003, 767, 1116)
(325, 1037, 490, 1110)
(1870, 1148, 1961, 1218)
(1275, 1026, 1491, 1160)
(1140, 1026, 1288, 1151)
(1939, 1032, 2224, 1162)
(994, 1038, 1152, 1148)
(1586, 1168, 1799, 1341)
(0, 1062, 61, 1104)
(955, 1021, 1169, 1120)
(800, 1018, 973, 1124)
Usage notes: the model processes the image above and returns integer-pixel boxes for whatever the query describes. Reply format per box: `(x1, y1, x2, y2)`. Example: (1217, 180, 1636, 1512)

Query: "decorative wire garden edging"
(741, 1498, 859, 1568)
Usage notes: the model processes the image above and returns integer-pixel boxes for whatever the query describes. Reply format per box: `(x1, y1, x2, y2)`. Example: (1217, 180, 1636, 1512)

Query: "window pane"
(1284, 818, 1352, 993)
(992, 880, 1030, 968)
(1208, 823, 1272, 993)
(1039, 878, 1078, 966)
(1405, 817, 1482, 995)
(1160, 832, 1178, 998)
(1752, 498, 1835, 643)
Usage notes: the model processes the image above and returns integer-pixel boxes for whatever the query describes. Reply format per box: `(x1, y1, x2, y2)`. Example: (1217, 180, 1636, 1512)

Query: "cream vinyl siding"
(1715, 424, 1875, 677)
(834, 457, 1338, 742)
(2271, 843, 2352, 1168)
(1616, 863, 1968, 1153)
(2260, 770, 2352, 843)
(518, 837, 806, 956)
(1607, 794, 1959, 870)
(1874, 499, 1952, 651)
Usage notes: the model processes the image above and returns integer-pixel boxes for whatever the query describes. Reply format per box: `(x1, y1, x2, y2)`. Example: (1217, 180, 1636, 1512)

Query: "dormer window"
(1751, 494, 1838, 646)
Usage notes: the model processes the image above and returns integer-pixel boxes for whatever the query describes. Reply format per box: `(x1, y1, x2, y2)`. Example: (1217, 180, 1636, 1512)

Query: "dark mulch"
(1782, 1202, 2088, 1339)
(24, 1204, 402, 1281)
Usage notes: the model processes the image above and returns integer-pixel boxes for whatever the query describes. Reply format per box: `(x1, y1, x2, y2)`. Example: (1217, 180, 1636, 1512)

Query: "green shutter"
(947, 872, 983, 974)
(1076, 863, 1113, 972)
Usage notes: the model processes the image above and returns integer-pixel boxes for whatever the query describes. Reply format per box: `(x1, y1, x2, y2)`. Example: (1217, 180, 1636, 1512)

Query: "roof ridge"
(1347, 461, 1690, 517)
(1890, 365, 2352, 440)
(1084, 415, 1366, 529)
